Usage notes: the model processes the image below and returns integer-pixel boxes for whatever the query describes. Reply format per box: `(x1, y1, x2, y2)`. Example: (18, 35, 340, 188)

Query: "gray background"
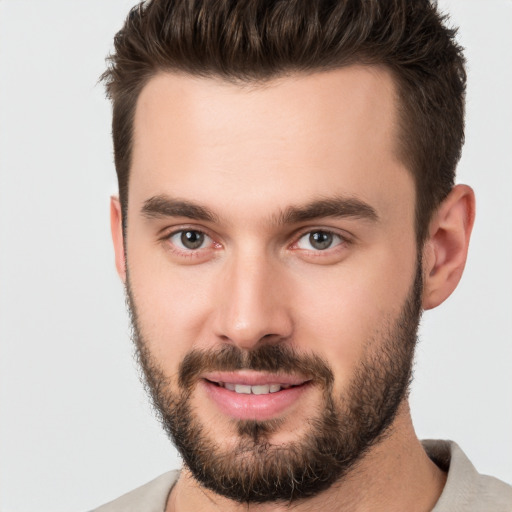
(0, 1, 511, 510)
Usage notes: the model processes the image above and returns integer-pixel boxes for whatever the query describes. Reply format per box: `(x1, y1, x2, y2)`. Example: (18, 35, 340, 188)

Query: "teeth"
(218, 382, 294, 394)
(252, 385, 270, 395)
(234, 384, 252, 394)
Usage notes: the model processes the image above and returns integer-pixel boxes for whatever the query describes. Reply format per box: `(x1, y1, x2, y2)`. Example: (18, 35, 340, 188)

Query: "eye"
(169, 229, 211, 250)
(296, 230, 344, 251)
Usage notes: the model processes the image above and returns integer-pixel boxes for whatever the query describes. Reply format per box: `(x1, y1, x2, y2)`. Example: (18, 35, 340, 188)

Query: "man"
(94, 0, 512, 511)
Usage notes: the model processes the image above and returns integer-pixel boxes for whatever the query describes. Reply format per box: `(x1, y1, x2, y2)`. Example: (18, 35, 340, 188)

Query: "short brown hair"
(102, 0, 466, 245)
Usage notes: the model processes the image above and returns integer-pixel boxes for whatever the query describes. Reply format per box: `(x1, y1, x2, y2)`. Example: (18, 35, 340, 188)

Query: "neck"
(166, 401, 446, 512)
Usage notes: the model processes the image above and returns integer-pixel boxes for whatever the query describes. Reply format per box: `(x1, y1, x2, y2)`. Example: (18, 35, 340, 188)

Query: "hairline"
(119, 63, 432, 248)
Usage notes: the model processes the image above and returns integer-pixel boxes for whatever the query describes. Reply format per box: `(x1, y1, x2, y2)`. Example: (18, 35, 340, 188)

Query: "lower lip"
(201, 380, 311, 421)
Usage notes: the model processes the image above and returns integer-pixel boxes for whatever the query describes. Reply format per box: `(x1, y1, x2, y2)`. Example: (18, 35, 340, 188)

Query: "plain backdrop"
(0, 1, 511, 511)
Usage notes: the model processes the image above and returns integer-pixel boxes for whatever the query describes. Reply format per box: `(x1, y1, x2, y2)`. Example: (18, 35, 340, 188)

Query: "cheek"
(127, 247, 215, 364)
(290, 247, 416, 389)
(292, 284, 379, 391)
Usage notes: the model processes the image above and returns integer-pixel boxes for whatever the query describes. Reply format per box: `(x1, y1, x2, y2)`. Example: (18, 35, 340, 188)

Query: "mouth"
(207, 381, 301, 394)
(200, 371, 312, 421)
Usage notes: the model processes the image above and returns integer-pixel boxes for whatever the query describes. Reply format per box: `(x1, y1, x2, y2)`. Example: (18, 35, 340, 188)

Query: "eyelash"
(162, 227, 219, 258)
(161, 227, 351, 259)
(292, 230, 348, 253)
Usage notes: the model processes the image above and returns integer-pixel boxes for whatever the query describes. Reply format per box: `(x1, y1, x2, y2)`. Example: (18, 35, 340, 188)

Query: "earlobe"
(422, 184, 475, 310)
(110, 196, 127, 283)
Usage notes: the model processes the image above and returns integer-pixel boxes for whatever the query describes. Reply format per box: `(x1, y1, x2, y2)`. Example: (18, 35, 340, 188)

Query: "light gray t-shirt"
(91, 440, 512, 512)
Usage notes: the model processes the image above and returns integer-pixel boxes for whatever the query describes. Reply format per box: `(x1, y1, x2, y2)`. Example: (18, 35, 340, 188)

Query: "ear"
(110, 196, 127, 283)
(422, 184, 475, 310)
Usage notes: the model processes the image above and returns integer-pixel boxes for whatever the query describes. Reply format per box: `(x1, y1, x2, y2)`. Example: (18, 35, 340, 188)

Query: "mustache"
(178, 343, 334, 390)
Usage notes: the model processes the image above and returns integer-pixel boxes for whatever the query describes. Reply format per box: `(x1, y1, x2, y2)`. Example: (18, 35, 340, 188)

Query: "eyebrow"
(141, 195, 219, 222)
(141, 194, 378, 225)
(277, 196, 379, 224)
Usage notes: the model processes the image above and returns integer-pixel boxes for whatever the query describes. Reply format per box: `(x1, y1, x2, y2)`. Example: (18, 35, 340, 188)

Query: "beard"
(126, 264, 422, 504)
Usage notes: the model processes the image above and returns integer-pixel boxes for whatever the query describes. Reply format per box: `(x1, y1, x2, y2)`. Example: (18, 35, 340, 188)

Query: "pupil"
(309, 231, 332, 250)
(181, 231, 204, 249)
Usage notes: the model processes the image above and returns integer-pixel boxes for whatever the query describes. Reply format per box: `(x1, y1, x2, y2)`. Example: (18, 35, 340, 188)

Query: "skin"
(111, 66, 475, 511)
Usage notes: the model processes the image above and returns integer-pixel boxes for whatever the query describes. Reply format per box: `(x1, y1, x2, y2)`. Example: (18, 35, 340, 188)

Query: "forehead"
(129, 66, 412, 223)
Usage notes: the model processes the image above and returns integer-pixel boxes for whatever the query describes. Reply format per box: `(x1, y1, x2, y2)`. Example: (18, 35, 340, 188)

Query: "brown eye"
(309, 231, 333, 250)
(181, 230, 204, 249)
(170, 230, 208, 250)
(296, 230, 343, 251)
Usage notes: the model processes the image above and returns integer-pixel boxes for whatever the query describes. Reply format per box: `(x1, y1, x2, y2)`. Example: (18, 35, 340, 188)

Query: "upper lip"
(202, 371, 310, 387)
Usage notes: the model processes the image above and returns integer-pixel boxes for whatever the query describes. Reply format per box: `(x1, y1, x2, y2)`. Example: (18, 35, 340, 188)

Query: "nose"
(212, 250, 293, 350)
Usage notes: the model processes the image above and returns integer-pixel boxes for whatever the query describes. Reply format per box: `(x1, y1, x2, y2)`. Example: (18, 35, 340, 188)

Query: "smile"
(211, 382, 297, 394)
(200, 372, 312, 421)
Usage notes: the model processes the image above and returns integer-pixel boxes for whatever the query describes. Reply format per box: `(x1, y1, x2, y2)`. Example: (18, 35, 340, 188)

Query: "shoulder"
(423, 439, 512, 512)
(89, 470, 180, 512)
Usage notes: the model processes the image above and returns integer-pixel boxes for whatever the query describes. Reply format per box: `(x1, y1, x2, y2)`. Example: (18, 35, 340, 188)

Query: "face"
(119, 67, 421, 503)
